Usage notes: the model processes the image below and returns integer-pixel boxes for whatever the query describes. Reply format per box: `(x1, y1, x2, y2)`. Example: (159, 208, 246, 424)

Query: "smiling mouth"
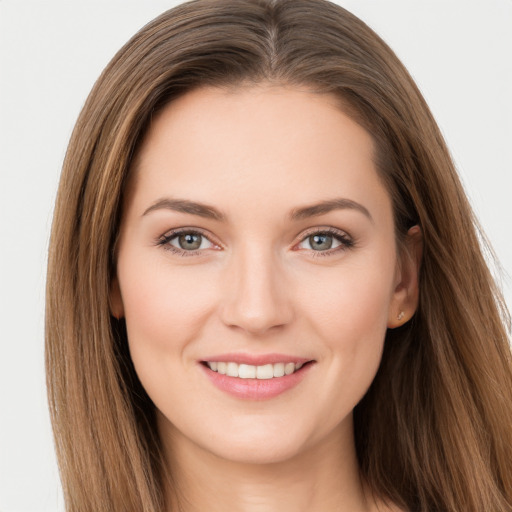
(202, 361, 312, 379)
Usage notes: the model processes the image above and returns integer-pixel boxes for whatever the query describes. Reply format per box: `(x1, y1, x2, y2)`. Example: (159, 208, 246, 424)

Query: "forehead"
(127, 85, 391, 221)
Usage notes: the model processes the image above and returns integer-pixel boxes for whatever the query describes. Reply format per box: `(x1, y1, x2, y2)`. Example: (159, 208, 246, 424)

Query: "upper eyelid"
(161, 227, 217, 242)
(296, 226, 352, 241)
(162, 226, 208, 235)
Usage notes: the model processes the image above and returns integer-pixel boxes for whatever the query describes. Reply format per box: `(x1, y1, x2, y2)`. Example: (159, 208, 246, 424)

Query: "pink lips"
(199, 353, 314, 400)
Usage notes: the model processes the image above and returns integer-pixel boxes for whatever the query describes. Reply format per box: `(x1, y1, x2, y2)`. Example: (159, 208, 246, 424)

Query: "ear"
(387, 225, 423, 328)
(109, 275, 125, 319)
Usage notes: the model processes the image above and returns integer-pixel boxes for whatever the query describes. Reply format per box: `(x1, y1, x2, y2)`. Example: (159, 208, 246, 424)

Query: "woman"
(45, 0, 512, 511)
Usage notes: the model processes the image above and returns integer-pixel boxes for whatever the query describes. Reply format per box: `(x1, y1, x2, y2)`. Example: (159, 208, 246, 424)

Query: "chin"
(162, 410, 318, 467)
(206, 434, 310, 466)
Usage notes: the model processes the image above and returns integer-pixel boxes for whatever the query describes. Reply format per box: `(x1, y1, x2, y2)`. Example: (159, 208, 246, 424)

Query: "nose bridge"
(220, 241, 292, 334)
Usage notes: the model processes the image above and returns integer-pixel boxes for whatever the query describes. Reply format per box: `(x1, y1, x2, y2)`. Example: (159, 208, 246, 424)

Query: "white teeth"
(284, 362, 295, 375)
(256, 364, 274, 379)
(226, 362, 239, 377)
(238, 364, 256, 379)
(206, 361, 307, 379)
(273, 362, 285, 377)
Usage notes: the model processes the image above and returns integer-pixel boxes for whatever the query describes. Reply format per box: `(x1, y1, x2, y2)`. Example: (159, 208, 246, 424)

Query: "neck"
(158, 414, 379, 512)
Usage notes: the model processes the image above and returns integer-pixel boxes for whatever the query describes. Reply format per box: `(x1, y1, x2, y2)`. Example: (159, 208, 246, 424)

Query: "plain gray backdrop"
(1, 1, 511, 511)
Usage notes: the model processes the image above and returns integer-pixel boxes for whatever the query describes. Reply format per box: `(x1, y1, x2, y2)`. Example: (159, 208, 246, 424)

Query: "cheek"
(117, 252, 219, 362)
(299, 256, 395, 340)
(117, 254, 223, 423)
(295, 251, 396, 395)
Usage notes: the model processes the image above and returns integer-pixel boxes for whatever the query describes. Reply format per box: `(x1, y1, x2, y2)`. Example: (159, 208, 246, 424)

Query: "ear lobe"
(109, 276, 125, 319)
(387, 225, 423, 328)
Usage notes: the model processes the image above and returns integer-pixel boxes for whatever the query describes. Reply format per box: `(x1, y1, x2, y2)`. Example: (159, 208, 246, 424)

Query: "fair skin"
(111, 85, 420, 512)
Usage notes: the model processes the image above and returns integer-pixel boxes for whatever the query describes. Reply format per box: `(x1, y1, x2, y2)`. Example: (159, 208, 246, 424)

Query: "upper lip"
(200, 353, 313, 366)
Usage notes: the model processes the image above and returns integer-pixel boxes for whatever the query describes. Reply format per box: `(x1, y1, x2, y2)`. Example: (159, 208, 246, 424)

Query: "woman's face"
(112, 85, 417, 465)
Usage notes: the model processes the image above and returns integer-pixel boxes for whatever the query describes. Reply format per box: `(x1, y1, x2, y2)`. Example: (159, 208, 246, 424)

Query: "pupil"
(179, 233, 201, 250)
(310, 234, 332, 250)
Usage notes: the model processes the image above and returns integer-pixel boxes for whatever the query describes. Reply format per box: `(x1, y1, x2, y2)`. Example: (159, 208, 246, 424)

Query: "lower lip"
(199, 363, 314, 400)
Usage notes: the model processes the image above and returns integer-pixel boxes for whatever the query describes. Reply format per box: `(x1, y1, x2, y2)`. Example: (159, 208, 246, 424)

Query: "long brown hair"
(46, 1, 512, 510)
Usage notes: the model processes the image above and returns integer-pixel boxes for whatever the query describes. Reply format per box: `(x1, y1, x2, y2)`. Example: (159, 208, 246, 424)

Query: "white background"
(1, 1, 511, 510)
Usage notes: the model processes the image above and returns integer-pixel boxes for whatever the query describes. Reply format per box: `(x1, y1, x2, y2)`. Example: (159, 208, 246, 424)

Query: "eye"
(171, 232, 211, 251)
(302, 233, 339, 251)
(296, 228, 353, 254)
(158, 229, 217, 255)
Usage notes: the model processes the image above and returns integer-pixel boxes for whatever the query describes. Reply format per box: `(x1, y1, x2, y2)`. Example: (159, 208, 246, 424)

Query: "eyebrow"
(142, 197, 372, 223)
(290, 198, 373, 223)
(142, 198, 225, 221)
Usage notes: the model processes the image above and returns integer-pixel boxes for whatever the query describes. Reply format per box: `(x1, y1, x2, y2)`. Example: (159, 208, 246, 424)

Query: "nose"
(219, 245, 294, 336)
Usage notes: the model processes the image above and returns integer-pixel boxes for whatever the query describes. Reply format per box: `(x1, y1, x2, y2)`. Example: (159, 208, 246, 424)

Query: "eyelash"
(157, 228, 217, 257)
(156, 227, 354, 257)
(297, 227, 354, 257)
